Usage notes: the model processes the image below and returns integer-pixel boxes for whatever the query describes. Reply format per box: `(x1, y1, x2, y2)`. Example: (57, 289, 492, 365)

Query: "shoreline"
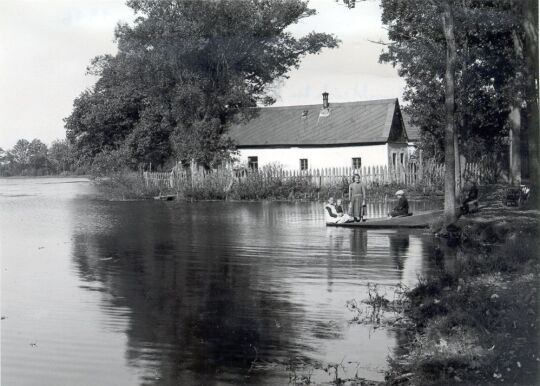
(376, 188, 539, 385)
(92, 173, 445, 202)
(0, 175, 91, 180)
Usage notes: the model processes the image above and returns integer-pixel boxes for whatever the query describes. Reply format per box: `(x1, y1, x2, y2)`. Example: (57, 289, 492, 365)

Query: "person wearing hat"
(389, 190, 410, 217)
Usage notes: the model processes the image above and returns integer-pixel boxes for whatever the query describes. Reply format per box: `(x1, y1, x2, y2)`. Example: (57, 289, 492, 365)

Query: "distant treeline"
(0, 138, 77, 177)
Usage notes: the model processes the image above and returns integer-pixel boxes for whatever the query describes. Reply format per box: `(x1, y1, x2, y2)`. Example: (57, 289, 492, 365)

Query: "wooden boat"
(153, 194, 176, 201)
(326, 210, 443, 229)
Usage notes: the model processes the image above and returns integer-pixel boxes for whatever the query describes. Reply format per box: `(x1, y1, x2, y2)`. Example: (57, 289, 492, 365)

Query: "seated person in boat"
(389, 190, 410, 217)
(460, 179, 479, 214)
(325, 197, 353, 224)
(336, 199, 344, 215)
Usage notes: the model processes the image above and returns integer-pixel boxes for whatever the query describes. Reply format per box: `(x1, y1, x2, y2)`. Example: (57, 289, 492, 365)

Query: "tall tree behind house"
(65, 0, 339, 171)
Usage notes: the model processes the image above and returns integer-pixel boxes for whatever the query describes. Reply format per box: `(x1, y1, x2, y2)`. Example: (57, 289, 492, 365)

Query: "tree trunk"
(442, 1, 457, 225)
(522, 2, 539, 187)
(454, 127, 461, 199)
(509, 29, 523, 186)
(509, 105, 522, 185)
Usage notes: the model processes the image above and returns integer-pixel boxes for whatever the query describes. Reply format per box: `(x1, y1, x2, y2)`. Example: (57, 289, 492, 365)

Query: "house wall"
(236, 144, 389, 170)
(387, 143, 409, 169)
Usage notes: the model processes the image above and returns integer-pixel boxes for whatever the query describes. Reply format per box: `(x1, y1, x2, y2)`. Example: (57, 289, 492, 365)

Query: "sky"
(0, 0, 405, 149)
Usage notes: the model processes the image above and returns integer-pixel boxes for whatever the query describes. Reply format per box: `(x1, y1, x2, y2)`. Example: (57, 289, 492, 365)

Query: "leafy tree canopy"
(1, 138, 55, 176)
(65, 0, 339, 170)
(379, 0, 537, 162)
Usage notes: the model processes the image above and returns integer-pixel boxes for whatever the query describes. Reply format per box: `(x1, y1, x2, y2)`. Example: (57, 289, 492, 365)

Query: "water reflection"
(71, 203, 318, 385)
(70, 201, 440, 384)
(0, 177, 443, 386)
(389, 233, 410, 270)
(350, 230, 368, 255)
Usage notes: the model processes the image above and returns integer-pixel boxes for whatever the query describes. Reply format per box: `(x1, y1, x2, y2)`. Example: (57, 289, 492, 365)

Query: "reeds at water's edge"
(95, 168, 447, 201)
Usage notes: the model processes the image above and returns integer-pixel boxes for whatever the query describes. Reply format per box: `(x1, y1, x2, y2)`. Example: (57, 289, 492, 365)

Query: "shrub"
(95, 171, 161, 200)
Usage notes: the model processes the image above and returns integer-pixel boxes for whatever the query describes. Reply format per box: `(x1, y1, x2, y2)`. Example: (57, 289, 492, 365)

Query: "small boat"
(326, 210, 443, 229)
(153, 194, 176, 201)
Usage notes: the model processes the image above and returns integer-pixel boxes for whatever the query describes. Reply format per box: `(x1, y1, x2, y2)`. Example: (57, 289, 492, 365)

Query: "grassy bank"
(380, 189, 539, 385)
(94, 170, 443, 201)
(93, 172, 163, 200)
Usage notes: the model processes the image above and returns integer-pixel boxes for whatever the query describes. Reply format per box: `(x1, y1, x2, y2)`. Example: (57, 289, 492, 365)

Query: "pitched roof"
(401, 112, 421, 142)
(228, 98, 403, 147)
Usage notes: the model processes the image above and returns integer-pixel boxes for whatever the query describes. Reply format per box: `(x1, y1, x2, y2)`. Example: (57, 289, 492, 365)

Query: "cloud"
(0, 0, 134, 148)
(0, 0, 403, 149)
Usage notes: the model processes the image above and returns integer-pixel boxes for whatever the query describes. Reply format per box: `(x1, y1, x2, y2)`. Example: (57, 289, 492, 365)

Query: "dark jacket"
(390, 196, 409, 217)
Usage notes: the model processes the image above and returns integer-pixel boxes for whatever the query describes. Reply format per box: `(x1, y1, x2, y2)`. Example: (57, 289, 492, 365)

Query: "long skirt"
(349, 195, 363, 218)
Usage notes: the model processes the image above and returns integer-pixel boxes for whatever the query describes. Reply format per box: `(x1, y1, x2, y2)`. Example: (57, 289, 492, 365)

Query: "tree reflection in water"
(71, 202, 313, 384)
(70, 201, 438, 384)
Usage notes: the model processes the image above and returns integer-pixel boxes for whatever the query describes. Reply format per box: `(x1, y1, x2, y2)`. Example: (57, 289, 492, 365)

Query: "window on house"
(352, 157, 362, 169)
(400, 153, 404, 165)
(300, 158, 308, 171)
(392, 153, 397, 167)
(248, 156, 258, 170)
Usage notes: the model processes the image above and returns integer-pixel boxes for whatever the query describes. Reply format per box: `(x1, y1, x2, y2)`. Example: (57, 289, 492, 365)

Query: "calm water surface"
(1, 178, 441, 385)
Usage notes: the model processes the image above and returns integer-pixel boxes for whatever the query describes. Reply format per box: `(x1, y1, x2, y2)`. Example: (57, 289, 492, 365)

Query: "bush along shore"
(347, 187, 539, 385)
(93, 170, 444, 202)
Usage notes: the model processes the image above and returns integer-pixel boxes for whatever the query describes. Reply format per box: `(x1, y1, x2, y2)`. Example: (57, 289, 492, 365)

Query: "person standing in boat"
(348, 174, 366, 222)
(389, 190, 410, 217)
(325, 197, 353, 224)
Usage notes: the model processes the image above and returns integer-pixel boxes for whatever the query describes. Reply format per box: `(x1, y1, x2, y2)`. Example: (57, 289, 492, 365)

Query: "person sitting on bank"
(325, 197, 353, 224)
(460, 179, 479, 214)
(389, 190, 410, 217)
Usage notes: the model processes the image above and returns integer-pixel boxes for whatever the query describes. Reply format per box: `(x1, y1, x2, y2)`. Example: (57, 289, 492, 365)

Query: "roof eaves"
(235, 140, 388, 148)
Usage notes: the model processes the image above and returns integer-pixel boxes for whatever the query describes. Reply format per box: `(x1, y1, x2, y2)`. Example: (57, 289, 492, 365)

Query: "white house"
(401, 111, 421, 160)
(227, 93, 410, 171)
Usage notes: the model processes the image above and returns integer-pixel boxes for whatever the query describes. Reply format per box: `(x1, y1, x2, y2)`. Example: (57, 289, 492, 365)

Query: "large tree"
(380, 0, 518, 158)
(377, 0, 538, 221)
(48, 139, 73, 174)
(65, 0, 339, 170)
(27, 139, 49, 172)
(11, 139, 30, 166)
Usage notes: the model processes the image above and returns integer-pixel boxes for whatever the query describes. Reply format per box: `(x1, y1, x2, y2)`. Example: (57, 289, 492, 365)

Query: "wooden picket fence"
(142, 161, 484, 192)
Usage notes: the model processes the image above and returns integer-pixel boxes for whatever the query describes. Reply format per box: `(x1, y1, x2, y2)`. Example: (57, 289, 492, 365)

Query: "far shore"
(0, 175, 91, 179)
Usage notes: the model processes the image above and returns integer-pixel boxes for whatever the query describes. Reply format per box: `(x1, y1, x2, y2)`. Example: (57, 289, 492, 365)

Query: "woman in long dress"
(348, 173, 366, 221)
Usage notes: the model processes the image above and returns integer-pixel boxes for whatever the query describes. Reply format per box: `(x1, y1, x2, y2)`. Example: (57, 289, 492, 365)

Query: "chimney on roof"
(322, 92, 329, 109)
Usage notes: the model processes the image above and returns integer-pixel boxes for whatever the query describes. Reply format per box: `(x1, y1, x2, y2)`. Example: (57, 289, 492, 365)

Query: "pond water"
(1, 178, 442, 385)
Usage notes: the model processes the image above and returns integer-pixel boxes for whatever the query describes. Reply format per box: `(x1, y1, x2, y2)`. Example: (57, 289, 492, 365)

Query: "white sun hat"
(395, 190, 405, 196)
